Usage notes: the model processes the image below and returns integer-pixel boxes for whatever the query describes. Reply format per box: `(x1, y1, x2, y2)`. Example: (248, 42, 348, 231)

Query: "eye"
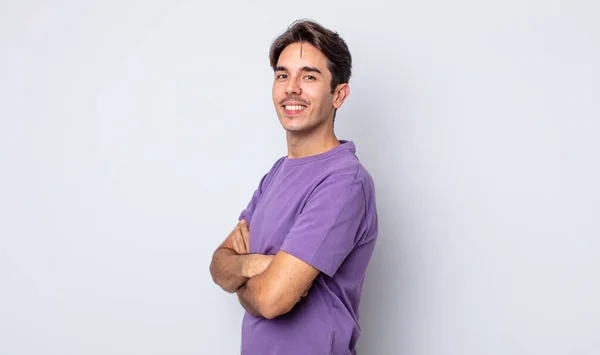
(304, 75, 315, 80)
(276, 73, 288, 79)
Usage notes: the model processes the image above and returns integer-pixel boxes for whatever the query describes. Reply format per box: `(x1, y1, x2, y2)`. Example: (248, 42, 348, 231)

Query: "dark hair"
(269, 19, 352, 93)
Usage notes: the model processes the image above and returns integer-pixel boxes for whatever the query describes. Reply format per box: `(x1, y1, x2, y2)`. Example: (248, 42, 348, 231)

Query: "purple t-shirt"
(238, 140, 378, 355)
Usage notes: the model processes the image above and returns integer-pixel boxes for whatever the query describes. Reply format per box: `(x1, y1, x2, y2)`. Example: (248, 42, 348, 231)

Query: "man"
(209, 19, 378, 355)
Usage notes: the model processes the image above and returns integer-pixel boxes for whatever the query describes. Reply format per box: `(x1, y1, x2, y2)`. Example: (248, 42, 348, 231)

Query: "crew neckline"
(282, 140, 355, 167)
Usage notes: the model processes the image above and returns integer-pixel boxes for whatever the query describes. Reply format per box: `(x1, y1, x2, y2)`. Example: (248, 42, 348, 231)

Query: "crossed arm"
(209, 220, 318, 319)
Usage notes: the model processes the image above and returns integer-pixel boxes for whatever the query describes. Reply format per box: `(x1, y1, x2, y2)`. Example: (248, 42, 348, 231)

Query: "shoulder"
(327, 146, 378, 232)
(326, 148, 375, 191)
(325, 146, 377, 224)
(269, 155, 287, 173)
(264, 154, 286, 174)
(254, 155, 287, 191)
(305, 149, 375, 211)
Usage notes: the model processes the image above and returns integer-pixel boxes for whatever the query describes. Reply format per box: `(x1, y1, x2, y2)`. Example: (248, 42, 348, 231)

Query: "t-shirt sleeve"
(279, 173, 366, 278)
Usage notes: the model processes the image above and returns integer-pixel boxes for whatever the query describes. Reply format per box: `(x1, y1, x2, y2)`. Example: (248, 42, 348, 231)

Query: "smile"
(284, 105, 306, 111)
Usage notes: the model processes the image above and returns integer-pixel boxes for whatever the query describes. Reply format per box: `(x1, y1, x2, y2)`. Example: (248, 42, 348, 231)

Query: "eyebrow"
(301, 66, 322, 74)
(274, 66, 322, 74)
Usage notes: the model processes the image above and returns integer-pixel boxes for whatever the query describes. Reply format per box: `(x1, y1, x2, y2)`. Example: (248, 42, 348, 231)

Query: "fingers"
(239, 220, 250, 253)
(232, 230, 243, 254)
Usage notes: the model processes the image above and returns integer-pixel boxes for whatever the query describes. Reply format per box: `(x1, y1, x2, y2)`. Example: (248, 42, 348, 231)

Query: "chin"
(278, 115, 302, 128)
(281, 123, 305, 133)
(283, 121, 321, 135)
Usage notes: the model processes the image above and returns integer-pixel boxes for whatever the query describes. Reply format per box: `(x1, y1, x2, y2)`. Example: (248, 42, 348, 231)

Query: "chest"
(248, 170, 315, 255)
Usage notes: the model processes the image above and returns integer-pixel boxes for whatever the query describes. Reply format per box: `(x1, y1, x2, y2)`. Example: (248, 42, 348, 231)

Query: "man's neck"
(286, 127, 340, 159)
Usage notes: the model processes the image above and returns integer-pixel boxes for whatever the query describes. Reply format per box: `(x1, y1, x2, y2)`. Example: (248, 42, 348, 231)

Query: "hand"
(243, 254, 275, 278)
(231, 220, 250, 254)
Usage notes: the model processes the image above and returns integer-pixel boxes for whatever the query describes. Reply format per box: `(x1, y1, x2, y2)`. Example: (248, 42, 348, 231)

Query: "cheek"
(305, 86, 330, 104)
(272, 83, 285, 101)
(311, 92, 333, 110)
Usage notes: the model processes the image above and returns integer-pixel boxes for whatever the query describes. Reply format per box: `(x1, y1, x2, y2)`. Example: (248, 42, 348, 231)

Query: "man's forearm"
(209, 247, 250, 293)
(236, 274, 286, 319)
(235, 252, 314, 319)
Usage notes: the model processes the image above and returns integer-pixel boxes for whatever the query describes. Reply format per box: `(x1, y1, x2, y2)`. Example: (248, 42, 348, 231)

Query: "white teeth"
(285, 105, 305, 111)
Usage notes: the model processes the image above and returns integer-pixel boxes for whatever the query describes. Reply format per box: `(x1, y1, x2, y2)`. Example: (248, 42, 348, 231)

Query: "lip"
(281, 103, 308, 117)
(282, 101, 308, 106)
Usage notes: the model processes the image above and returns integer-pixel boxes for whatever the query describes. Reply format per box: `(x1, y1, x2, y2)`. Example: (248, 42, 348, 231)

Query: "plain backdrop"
(1, 1, 599, 354)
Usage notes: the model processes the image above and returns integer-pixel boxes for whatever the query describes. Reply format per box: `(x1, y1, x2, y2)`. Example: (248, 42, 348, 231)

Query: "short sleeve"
(279, 174, 366, 277)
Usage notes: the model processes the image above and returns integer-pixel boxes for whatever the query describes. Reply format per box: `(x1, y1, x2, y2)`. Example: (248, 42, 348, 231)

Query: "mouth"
(281, 104, 307, 116)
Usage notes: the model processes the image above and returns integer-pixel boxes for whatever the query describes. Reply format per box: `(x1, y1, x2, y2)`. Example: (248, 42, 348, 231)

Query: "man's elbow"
(259, 304, 281, 320)
(209, 260, 237, 294)
(211, 276, 239, 294)
(218, 282, 238, 294)
(257, 292, 295, 319)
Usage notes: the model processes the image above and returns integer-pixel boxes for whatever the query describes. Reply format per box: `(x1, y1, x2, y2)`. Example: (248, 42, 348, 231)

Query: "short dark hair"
(269, 19, 352, 93)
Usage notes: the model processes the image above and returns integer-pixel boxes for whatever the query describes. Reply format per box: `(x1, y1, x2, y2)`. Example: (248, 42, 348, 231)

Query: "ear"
(333, 83, 350, 109)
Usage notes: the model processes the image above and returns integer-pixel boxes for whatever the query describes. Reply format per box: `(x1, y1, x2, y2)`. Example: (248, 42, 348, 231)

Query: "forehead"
(277, 42, 329, 71)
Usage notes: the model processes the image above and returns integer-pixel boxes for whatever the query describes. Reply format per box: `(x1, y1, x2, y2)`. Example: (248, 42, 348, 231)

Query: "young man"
(209, 19, 378, 355)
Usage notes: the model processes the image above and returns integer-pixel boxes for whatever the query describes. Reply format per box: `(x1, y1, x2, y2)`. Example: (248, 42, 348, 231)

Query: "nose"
(285, 76, 301, 96)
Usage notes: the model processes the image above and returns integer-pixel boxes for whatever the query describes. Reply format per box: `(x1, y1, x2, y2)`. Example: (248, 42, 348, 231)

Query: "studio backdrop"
(1, 1, 598, 354)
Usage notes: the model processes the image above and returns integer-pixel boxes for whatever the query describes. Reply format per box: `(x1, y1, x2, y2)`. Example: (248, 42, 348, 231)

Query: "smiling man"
(209, 19, 379, 355)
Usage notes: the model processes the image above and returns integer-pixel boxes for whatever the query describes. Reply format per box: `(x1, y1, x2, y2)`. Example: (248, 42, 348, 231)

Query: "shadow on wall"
(342, 75, 419, 355)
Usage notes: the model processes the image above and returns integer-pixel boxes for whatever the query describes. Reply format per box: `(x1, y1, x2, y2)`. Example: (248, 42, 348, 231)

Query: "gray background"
(1, 1, 598, 354)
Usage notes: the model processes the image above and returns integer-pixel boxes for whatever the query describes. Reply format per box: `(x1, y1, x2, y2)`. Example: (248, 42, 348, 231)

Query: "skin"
(272, 42, 350, 158)
(209, 220, 275, 293)
(209, 41, 350, 319)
